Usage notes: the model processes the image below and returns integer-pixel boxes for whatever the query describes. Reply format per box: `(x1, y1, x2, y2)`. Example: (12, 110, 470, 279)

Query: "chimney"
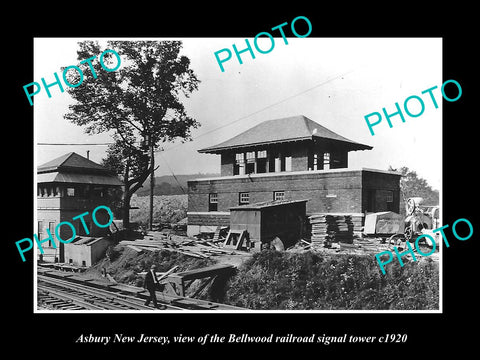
(86, 150, 90, 160)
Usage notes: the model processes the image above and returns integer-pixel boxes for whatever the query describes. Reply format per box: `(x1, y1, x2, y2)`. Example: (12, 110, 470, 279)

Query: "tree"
(64, 40, 200, 227)
(388, 166, 439, 214)
(101, 137, 150, 223)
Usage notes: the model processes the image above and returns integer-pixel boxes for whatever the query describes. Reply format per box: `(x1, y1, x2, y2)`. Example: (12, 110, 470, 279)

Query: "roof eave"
(198, 136, 312, 154)
(198, 136, 373, 154)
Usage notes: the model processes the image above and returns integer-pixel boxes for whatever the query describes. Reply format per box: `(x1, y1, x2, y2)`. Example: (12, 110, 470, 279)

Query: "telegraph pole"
(149, 137, 155, 231)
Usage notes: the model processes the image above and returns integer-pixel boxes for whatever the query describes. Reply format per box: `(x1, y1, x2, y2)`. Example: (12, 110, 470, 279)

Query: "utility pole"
(149, 137, 155, 231)
(123, 158, 130, 229)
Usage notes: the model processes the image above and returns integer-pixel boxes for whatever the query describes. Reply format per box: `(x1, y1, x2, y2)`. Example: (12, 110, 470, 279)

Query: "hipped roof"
(38, 152, 109, 174)
(37, 172, 123, 186)
(198, 115, 372, 154)
(37, 152, 122, 186)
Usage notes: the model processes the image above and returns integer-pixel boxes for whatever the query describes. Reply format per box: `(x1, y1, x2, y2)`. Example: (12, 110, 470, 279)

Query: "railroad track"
(37, 267, 245, 311)
(37, 275, 184, 310)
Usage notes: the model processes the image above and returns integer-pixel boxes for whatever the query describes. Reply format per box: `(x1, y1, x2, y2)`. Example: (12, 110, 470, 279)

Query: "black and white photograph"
(33, 37, 442, 313)
(6, 6, 478, 356)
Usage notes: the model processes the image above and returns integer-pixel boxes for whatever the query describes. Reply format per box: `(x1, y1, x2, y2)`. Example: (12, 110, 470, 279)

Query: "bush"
(223, 250, 439, 310)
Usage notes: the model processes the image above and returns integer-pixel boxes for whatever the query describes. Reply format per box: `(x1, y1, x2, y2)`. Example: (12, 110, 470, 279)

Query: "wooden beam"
(190, 276, 217, 298)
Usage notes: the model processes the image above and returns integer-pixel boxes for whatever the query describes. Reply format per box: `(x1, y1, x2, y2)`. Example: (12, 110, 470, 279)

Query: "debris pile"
(118, 232, 247, 260)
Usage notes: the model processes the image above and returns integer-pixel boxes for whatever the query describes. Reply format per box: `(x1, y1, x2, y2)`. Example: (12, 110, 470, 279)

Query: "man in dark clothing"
(144, 264, 163, 309)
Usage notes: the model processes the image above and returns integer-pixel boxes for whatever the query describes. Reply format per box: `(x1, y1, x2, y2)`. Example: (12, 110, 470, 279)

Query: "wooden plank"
(157, 247, 203, 258)
(156, 266, 179, 282)
(174, 264, 235, 281)
(190, 276, 216, 298)
(127, 245, 143, 252)
(206, 241, 221, 248)
(212, 226, 221, 241)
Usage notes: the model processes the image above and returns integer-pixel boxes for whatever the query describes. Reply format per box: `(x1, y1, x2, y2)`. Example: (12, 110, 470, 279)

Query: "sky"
(34, 37, 442, 190)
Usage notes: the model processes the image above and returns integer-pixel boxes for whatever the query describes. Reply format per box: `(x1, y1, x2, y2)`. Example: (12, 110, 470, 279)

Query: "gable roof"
(38, 152, 110, 174)
(198, 115, 372, 153)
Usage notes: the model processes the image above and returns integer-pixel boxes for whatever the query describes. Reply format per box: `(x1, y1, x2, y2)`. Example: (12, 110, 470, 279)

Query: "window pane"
(239, 192, 249, 204)
(385, 190, 393, 202)
(274, 157, 281, 172)
(323, 152, 330, 170)
(209, 193, 218, 212)
(257, 150, 267, 158)
(285, 156, 292, 171)
(274, 191, 285, 201)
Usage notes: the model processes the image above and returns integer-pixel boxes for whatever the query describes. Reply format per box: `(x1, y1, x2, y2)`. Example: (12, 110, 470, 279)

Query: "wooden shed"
(228, 199, 308, 251)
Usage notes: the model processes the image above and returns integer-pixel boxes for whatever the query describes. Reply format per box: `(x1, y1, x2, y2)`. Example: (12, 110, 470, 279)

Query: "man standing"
(144, 264, 164, 309)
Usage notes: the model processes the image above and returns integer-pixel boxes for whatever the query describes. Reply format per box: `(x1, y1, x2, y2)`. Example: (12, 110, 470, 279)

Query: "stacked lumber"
(334, 215, 353, 243)
(350, 214, 364, 236)
(309, 214, 360, 248)
(309, 214, 336, 248)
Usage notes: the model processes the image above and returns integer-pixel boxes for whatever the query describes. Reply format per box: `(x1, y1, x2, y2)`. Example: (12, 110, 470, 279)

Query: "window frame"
(209, 193, 218, 212)
(385, 190, 394, 203)
(273, 191, 285, 201)
(239, 192, 250, 205)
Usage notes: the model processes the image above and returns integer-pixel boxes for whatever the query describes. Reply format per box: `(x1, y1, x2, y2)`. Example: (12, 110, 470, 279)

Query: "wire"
(36, 70, 353, 152)
(37, 143, 112, 145)
(161, 70, 354, 154)
(36, 72, 353, 216)
(157, 152, 187, 195)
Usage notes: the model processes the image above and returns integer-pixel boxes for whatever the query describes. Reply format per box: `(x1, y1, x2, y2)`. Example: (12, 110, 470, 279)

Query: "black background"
(6, 4, 477, 356)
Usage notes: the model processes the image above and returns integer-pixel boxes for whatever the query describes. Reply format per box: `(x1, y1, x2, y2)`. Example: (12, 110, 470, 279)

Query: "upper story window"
(257, 150, 267, 158)
(246, 151, 255, 162)
(285, 156, 292, 172)
(257, 150, 267, 173)
(66, 187, 75, 197)
(245, 151, 256, 174)
(323, 152, 330, 170)
(235, 153, 245, 175)
(235, 153, 245, 163)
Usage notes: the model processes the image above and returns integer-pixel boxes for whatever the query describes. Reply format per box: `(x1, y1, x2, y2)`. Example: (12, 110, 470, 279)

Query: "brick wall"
(187, 212, 230, 226)
(189, 170, 364, 213)
(187, 169, 401, 232)
(189, 170, 401, 213)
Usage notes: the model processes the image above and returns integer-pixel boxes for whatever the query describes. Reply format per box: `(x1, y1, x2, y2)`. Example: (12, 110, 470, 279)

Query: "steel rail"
(38, 280, 134, 310)
(37, 286, 108, 310)
(37, 275, 183, 310)
(38, 276, 153, 310)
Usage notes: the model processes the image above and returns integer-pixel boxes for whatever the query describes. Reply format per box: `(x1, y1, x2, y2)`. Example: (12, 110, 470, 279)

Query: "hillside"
(135, 173, 219, 196)
(223, 250, 439, 310)
(130, 195, 187, 226)
(85, 245, 439, 310)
